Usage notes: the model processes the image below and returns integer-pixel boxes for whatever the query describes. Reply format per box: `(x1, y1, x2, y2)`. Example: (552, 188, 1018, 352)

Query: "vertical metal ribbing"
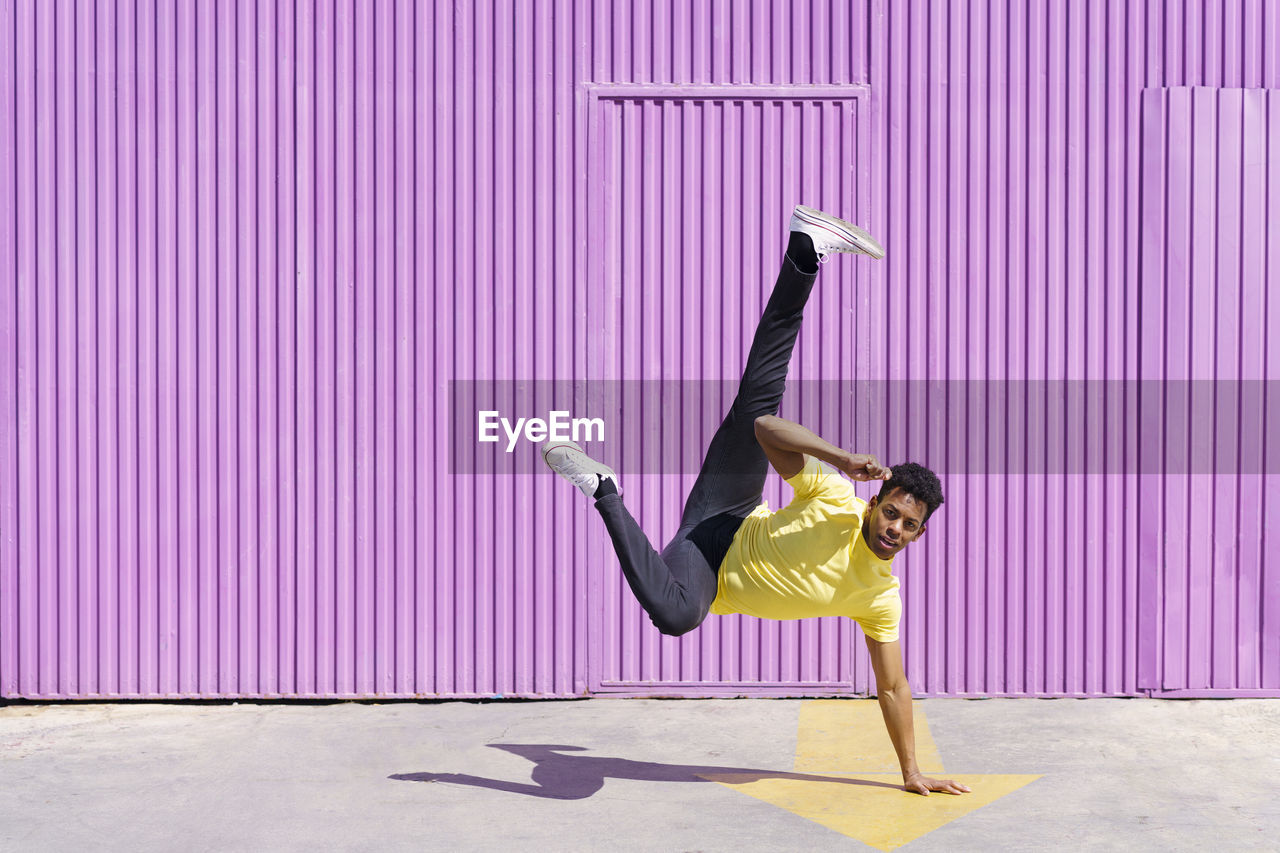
(0, 1, 1277, 699)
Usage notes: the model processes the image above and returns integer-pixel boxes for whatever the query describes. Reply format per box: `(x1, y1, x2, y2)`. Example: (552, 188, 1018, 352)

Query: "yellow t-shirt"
(709, 454, 902, 642)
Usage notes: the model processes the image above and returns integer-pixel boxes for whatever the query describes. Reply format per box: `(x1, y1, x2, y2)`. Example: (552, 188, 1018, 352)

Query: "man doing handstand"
(543, 205, 970, 797)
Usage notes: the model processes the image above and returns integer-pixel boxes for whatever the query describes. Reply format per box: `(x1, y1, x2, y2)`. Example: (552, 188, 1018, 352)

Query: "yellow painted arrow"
(700, 700, 1039, 851)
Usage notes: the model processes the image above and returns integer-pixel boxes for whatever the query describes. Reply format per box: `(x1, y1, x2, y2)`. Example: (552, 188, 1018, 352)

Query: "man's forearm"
(753, 415, 849, 468)
(876, 683, 920, 781)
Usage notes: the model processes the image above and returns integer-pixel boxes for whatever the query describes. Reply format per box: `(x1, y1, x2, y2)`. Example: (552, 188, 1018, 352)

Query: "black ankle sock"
(787, 231, 819, 273)
(592, 476, 618, 500)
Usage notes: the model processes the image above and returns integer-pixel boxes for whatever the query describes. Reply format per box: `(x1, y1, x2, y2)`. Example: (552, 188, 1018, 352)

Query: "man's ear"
(866, 495, 879, 512)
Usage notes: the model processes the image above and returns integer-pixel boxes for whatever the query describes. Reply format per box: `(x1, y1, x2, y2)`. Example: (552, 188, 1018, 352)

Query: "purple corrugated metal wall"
(0, 1, 1277, 699)
(1137, 86, 1280, 697)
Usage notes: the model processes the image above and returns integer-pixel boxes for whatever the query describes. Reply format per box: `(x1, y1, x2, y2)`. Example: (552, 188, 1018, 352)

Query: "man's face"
(861, 488, 929, 560)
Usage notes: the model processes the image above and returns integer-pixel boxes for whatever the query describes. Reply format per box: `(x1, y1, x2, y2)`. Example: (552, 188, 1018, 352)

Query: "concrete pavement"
(2, 697, 1278, 851)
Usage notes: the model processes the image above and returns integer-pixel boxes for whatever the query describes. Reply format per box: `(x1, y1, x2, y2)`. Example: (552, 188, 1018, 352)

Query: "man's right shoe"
(542, 440, 622, 499)
(790, 205, 885, 261)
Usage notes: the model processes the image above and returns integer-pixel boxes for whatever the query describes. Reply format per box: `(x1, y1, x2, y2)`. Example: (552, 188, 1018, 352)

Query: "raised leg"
(674, 248, 820, 531)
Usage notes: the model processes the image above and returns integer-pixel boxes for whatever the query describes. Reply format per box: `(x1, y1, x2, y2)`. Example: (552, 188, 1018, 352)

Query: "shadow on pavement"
(389, 743, 903, 800)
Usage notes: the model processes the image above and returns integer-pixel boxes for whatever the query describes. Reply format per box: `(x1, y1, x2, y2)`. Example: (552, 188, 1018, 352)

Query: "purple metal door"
(1137, 86, 1280, 697)
(585, 87, 878, 694)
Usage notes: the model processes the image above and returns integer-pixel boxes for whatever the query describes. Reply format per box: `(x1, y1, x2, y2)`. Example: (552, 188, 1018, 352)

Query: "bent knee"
(652, 609, 705, 637)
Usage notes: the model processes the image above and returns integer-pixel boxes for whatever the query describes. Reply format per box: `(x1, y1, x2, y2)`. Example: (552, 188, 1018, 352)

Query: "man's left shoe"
(790, 204, 885, 261)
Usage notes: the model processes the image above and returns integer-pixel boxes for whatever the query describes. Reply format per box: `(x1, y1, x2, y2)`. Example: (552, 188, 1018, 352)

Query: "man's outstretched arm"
(864, 633, 971, 796)
(754, 415, 892, 481)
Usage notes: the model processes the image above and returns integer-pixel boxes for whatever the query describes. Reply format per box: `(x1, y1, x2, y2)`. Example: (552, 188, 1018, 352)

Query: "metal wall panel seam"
(0, 0, 16, 699)
(1266, 90, 1280, 690)
(33, 0, 57, 697)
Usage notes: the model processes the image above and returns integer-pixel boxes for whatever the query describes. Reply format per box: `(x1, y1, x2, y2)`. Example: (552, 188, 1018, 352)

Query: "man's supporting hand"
(902, 771, 972, 797)
(866, 635, 973, 798)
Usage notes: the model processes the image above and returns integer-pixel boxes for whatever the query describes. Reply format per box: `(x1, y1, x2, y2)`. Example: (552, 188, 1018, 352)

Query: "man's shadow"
(390, 744, 902, 800)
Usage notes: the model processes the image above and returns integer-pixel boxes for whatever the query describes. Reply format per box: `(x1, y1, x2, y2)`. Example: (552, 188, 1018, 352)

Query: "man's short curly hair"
(877, 462, 944, 521)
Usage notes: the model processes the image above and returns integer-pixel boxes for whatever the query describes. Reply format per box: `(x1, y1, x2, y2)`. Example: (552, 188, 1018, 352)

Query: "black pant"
(594, 252, 819, 636)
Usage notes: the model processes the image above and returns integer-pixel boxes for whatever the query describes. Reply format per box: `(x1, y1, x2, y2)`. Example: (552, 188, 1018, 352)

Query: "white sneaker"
(542, 440, 622, 499)
(790, 204, 885, 261)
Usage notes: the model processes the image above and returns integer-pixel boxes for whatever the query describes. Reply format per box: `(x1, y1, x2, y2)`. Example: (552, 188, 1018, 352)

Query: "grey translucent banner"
(449, 380, 1280, 475)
